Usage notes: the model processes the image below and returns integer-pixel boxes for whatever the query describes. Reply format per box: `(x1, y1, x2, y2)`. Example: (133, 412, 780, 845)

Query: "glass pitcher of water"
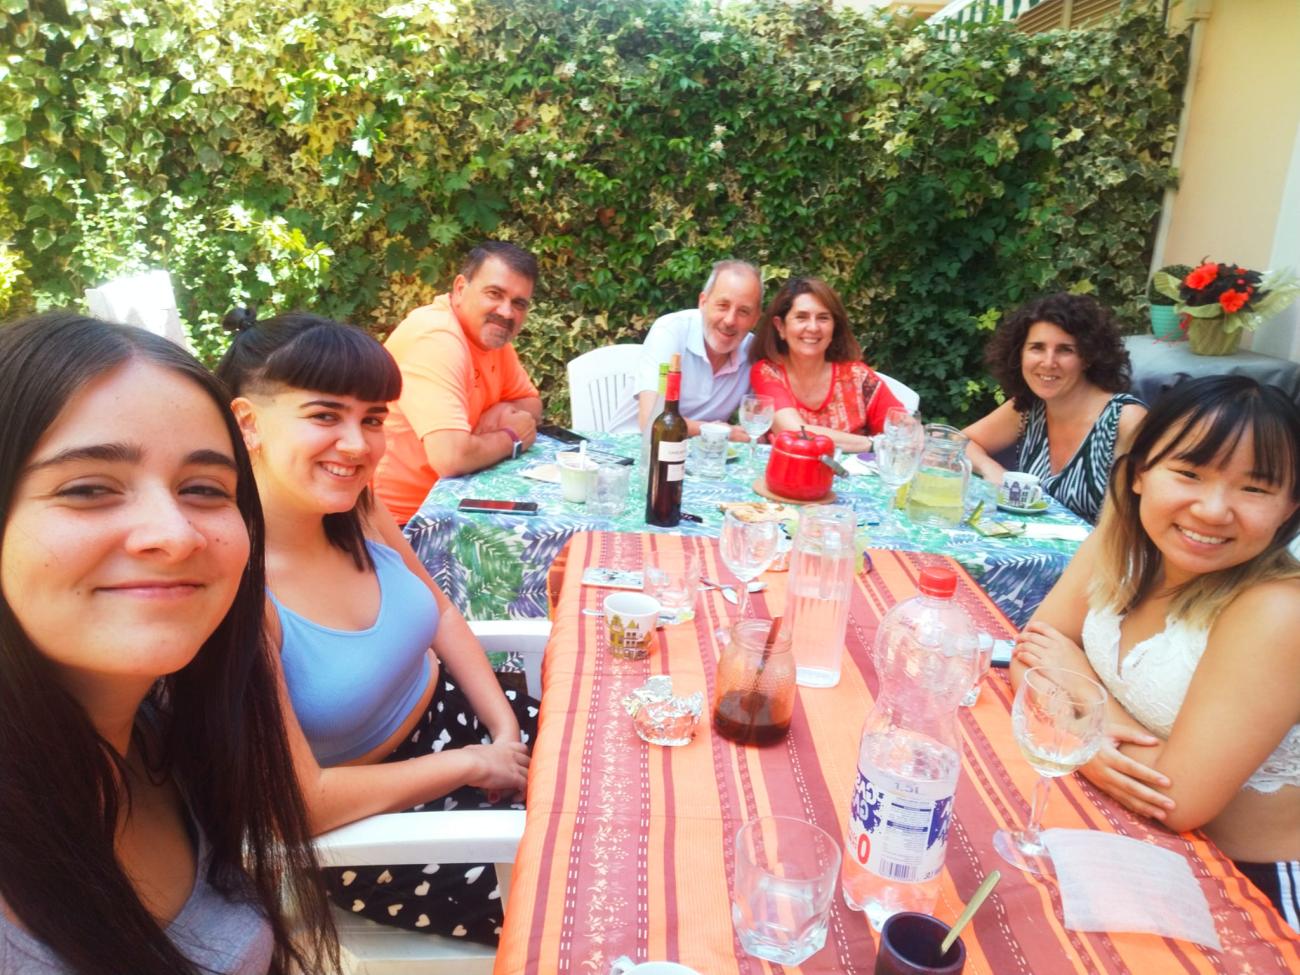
(905, 424, 971, 527)
(787, 505, 857, 688)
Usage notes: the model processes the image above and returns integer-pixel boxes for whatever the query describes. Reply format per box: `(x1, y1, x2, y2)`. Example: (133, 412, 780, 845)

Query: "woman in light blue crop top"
(218, 310, 536, 945)
(1012, 376, 1300, 931)
(0, 315, 335, 974)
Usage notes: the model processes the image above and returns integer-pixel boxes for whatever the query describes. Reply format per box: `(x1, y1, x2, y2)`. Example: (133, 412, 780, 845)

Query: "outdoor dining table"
(492, 531, 1300, 974)
(404, 432, 1090, 627)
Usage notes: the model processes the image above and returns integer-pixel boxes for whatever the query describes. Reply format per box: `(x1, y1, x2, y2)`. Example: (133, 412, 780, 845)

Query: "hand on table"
(728, 425, 751, 443)
(1080, 723, 1174, 822)
(1013, 621, 1089, 672)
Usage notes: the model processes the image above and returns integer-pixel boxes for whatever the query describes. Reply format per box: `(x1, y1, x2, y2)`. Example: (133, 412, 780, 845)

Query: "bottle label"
(666, 463, 684, 483)
(846, 765, 954, 884)
(657, 441, 687, 464)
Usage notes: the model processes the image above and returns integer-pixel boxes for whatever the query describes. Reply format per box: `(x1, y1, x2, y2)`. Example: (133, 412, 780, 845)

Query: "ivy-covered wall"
(0, 0, 1186, 422)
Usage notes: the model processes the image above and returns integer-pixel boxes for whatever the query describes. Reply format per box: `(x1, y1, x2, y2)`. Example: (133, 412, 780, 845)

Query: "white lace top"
(1082, 605, 1300, 794)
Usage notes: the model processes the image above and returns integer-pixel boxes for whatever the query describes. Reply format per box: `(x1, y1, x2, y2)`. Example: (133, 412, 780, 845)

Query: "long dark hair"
(751, 276, 862, 365)
(1094, 375, 1300, 625)
(216, 309, 403, 571)
(0, 313, 337, 974)
(985, 292, 1131, 408)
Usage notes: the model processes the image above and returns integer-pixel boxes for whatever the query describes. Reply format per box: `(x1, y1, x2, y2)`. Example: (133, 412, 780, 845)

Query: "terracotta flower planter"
(1186, 317, 1242, 356)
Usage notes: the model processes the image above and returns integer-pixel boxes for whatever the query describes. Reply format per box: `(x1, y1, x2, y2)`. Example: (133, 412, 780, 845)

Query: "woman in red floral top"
(749, 277, 903, 452)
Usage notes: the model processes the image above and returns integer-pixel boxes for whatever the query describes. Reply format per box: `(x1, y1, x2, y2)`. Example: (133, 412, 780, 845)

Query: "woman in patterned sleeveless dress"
(1014, 376, 1300, 931)
(963, 293, 1146, 523)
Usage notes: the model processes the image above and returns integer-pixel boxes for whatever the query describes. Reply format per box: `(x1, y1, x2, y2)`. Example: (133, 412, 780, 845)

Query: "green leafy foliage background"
(0, 0, 1185, 422)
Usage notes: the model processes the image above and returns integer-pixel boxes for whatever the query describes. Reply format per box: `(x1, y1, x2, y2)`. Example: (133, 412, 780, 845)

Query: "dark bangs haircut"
(217, 310, 402, 572)
(1101, 375, 1300, 614)
(0, 313, 336, 975)
(985, 292, 1131, 408)
(751, 276, 862, 365)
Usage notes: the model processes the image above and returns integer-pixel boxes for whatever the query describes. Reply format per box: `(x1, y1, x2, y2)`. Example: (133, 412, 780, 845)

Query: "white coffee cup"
(1000, 471, 1043, 508)
(610, 960, 702, 975)
(603, 592, 661, 660)
(558, 450, 598, 503)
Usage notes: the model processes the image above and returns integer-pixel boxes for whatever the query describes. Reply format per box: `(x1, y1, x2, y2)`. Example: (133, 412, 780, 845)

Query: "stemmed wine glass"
(874, 412, 924, 525)
(739, 394, 775, 471)
(994, 666, 1107, 875)
(718, 511, 780, 620)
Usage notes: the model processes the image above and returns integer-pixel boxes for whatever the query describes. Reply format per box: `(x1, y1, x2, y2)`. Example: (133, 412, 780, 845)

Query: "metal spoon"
(700, 578, 768, 605)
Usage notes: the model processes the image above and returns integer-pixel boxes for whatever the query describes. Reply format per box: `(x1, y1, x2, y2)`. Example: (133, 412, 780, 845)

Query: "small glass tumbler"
(960, 632, 995, 707)
(873, 912, 966, 975)
(694, 421, 731, 479)
(587, 463, 631, 517)
(643, 551, 701, 619)
(733, 816, 842, 965)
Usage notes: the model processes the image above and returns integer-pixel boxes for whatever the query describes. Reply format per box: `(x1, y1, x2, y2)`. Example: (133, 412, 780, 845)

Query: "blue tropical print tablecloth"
(403, 433, 1088, 628)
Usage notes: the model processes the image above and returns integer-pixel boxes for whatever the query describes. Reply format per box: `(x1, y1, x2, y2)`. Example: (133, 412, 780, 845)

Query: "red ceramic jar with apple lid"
(765, 427, 836, 501)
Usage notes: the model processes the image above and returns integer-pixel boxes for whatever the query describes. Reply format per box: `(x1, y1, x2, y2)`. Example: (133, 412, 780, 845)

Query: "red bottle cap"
(918, 567, 957, 598)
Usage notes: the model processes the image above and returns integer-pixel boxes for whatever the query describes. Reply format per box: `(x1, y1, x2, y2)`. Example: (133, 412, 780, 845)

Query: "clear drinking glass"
(739, 394, 775, 470)
(718, 511, 780, 619)
(883, 406, 918, 438)
(587, 463, 631, 517)
(960, 632, 995, 707)
(874, 427, 924, 525)
(994, 667, 1107, 874)
(733, 816, 842, 965)
(643, 549, 701, 618)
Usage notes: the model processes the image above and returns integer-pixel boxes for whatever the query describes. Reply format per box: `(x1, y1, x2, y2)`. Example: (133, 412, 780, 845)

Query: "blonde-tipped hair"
(1090, 376, 1300, 629)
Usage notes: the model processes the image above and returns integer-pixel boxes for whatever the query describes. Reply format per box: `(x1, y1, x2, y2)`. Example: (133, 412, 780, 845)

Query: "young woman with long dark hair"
(0, 313, 336, 974)
(217, 310, 535, 945)
(1014, 375, 1300, 931)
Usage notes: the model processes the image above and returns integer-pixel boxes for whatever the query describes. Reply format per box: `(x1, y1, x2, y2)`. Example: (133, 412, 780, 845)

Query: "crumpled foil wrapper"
(621, 675, 703, 747)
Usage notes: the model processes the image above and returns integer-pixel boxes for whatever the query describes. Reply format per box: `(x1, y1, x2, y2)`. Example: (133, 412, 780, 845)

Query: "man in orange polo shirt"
(375, 241, 543, 523)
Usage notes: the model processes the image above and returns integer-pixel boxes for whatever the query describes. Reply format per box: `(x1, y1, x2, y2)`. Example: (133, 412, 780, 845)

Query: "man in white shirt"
(633, 260, 763, 440)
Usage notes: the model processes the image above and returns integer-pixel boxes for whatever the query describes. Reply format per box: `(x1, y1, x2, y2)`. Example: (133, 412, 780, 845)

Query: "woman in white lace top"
(1013, 375, 1300, 932)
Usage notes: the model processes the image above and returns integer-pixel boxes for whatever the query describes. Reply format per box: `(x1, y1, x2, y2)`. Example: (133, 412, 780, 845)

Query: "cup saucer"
(996, 499, 1049, 516)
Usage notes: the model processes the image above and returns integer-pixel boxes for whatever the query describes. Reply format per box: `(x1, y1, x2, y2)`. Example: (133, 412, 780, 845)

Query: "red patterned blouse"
(749, 359, 902, 436)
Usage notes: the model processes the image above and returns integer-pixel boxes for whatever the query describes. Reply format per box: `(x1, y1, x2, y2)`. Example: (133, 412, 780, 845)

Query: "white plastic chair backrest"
(85, 269, 188, 350)
(566, 344, 642, 432)
(876, 371, 921, 414)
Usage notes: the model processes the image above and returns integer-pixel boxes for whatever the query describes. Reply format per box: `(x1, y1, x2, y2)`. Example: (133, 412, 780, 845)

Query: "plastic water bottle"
(841, 566, 978, 930)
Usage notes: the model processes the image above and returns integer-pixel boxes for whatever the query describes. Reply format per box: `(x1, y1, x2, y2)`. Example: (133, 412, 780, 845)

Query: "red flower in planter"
(1185, 263, 1219, 290)
(1179, 314, 1191, 332)
(1219, 289, 1249, 313)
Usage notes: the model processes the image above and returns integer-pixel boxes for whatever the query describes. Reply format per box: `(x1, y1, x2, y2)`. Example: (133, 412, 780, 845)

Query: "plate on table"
(996, 498, 1050, 516)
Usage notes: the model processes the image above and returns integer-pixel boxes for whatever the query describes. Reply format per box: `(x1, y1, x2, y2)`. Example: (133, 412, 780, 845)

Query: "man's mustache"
(486, 313, 515, 328)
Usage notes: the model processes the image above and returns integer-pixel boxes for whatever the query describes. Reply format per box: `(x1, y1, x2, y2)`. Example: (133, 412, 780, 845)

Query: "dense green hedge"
(0, 0, 1186, 422)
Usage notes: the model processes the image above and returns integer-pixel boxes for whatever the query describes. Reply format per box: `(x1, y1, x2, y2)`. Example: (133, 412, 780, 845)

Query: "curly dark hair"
(985, 292, 1132, 408)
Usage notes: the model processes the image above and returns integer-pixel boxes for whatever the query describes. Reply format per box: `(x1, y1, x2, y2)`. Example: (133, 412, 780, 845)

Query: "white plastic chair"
(566, 344, 642, 432)
(876, 371, 921, 414)
(313, 619, 550, 975)
(85, 269, 189, 350)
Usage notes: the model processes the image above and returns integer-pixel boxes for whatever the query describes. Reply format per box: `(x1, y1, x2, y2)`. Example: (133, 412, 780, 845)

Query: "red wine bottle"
(645, 353, 686, 527)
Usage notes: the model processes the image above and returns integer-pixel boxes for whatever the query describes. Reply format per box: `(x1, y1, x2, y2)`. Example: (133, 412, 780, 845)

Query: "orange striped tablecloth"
(496, 531, 1300, 974)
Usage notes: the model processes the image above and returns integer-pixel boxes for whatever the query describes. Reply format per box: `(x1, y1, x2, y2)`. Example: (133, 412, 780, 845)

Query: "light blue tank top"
(273, 539, 439, 766)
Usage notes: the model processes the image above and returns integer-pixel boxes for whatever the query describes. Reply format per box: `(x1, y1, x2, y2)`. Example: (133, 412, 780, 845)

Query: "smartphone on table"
(457, 498, 540, 516)
(537, 424, 587, 445)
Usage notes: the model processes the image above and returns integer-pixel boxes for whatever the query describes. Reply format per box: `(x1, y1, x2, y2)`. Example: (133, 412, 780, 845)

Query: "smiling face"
(450, 255, 535, 351)
(1, 359, 250, 690)
(1133, 425, 1300, 588)
(775, 292, 836, 363)
(699, 268, 762, 359)
(1020, 321, 1087, 400)
(234, 386, 389, 516)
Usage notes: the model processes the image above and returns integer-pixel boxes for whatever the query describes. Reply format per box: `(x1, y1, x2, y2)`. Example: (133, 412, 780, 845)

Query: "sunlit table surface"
(405, 433, 1088, 626)
(493, 531, 1300, 974)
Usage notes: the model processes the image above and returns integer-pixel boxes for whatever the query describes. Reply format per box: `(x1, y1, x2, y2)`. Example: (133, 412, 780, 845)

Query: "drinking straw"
(940, 870, 1001, 955)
